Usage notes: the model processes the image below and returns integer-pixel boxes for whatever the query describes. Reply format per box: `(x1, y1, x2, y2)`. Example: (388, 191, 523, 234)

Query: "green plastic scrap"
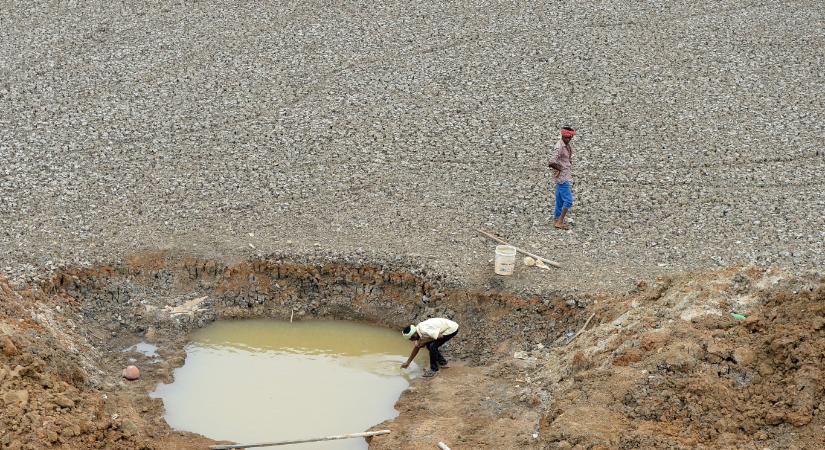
(730, 312, 747, 321)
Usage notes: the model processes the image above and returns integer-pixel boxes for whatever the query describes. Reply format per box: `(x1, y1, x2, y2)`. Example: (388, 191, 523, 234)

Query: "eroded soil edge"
(0, 252, 578, 449)
(0, 253, 823, 449)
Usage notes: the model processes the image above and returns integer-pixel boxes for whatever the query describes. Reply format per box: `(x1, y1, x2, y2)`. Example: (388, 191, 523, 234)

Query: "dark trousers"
(426, 330, 457, 371)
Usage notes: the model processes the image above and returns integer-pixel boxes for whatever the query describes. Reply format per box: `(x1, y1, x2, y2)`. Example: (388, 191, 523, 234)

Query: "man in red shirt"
(549, 127, 576, 230)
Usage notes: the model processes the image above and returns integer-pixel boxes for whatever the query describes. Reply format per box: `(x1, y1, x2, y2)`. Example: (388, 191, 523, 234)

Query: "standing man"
(400, 318, 459, 378)
(549, 126, 576, 230)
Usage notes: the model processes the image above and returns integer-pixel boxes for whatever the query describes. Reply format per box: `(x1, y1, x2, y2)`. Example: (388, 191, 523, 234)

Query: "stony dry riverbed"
(2, 0, 824, 294)
(2, 1, 824, 448)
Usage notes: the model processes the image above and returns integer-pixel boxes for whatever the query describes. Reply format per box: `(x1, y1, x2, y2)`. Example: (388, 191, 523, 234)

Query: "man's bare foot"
(554, 222, 571, 230)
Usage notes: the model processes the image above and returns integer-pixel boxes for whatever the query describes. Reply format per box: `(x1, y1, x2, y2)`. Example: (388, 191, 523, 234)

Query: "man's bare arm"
(549, 146, 563, 173)
(401, 342, 425, 368)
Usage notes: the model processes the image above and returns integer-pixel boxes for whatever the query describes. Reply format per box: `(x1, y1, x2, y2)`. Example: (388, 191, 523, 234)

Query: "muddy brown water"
(151, 320, 422, 449)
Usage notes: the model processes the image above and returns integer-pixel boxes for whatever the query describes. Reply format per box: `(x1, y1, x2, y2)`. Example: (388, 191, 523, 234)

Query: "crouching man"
(400, 318, 459, 378)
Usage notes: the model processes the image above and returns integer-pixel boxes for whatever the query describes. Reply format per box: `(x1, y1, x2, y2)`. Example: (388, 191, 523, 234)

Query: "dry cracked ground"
(1, 0, 824, 449)
(1, 0, 823, 291)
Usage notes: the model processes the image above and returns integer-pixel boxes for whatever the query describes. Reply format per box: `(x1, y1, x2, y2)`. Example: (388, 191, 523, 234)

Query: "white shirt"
(416, 318, 459, 342)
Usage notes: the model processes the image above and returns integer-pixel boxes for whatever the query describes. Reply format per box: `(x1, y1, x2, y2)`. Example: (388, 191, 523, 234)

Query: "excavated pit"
(1, 253, 823, 450)
(0, 252, 585, 449)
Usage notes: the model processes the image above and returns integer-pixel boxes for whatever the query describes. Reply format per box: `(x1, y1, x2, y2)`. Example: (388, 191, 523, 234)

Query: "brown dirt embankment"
(535, 267, 825, 449)
(0, 252, 581, 449)
(1, 253, 823, 449)
(373, 267, 825, 450)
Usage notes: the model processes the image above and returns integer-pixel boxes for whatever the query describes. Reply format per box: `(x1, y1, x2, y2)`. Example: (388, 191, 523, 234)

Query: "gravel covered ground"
(2, 0, 823, 291)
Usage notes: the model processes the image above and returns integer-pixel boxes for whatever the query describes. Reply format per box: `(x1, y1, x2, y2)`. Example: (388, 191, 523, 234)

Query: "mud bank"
(0, 252, 585, 449)
(0, 253, 823, 449)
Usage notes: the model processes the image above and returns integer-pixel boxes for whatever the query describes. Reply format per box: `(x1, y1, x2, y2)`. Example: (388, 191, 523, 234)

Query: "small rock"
(38, 374, 53, 389)
(54, 394, 74, 409)
(122, 365, 140, 381)
(4, 389, 29, 408)
(8, 365, 24, 379)
(523, 256, 536, 266)
(43, 430, 59, 443)
(144, 327, 158, 342)
(754, 430, 768, 441)
(733, 347, 756, 367)
(1, 334, 18, 357)
(120, 420, 138, 438)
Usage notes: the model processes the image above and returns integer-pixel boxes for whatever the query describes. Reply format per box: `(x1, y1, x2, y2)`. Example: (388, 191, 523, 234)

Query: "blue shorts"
(554, 181, 573, 218)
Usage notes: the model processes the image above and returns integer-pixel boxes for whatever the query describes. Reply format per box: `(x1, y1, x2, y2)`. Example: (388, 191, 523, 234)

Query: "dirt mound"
(537, 267, 825, 449)
(0, 277, 213, 450)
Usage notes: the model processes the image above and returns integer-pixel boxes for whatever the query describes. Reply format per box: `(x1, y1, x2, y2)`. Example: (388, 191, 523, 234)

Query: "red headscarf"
(561, 129, 577, 138)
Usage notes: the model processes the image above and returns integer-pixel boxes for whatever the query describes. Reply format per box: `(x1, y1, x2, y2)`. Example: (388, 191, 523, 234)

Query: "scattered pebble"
(122, 366, 140, 381)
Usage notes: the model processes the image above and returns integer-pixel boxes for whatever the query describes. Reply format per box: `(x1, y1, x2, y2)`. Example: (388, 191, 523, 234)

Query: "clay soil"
(1, 254, 823, 449)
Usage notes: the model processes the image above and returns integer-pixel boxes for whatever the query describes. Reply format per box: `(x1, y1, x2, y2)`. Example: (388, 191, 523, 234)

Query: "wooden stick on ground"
(476, 229, 561, 268)
(565, 312, 596, 346)
(209, 430, 390, 449)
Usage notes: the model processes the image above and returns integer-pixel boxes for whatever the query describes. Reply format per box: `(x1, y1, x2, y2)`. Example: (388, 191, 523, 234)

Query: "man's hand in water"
(400, 362, 410, 369)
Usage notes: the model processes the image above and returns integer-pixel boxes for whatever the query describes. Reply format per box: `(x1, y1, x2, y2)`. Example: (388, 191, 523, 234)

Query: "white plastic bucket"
(494, 245, 517, 276)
